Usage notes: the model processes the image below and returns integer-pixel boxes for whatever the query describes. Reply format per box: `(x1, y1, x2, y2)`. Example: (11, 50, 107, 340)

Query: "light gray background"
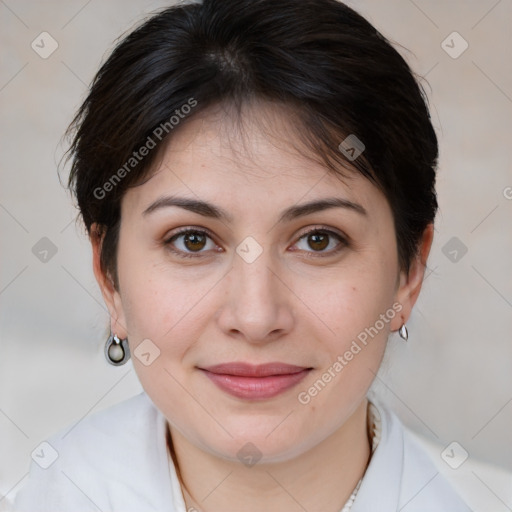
(1, 0, 511, 510)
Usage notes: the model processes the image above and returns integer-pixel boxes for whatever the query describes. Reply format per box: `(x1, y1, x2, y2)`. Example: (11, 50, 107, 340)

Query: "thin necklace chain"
(341, 401, 382, 511)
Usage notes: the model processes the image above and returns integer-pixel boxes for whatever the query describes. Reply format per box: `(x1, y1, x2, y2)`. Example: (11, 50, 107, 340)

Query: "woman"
(13, 0, 472, 510)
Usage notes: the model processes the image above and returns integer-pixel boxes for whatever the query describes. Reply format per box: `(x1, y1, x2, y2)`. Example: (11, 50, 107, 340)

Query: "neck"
(168, 397, 372, 512)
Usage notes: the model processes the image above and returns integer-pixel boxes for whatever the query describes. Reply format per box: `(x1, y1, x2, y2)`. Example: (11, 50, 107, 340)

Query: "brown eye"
(293, 228, 347, 255)
(307, 232, 329, 251)
(165, 229, 217, 258)
(182, 232, 207, 252)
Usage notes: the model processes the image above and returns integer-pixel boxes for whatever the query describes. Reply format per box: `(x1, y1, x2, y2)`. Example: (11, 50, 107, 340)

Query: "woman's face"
(94, 103, 428, 463)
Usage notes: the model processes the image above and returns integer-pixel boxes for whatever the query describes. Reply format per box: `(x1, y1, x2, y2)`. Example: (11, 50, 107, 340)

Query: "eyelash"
(163, 226, 348, 260)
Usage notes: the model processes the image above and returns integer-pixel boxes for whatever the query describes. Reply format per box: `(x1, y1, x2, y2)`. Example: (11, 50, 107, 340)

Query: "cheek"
(292, 265, 395, 407)
(295, 278, 392, 424)
(117, 246, 220, 359)
(299, 264, 396, 346)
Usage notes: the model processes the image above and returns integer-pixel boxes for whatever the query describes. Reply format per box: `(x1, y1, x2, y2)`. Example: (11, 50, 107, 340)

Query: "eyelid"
(295, 225, 348, 242)
(164, 225, 217, 242)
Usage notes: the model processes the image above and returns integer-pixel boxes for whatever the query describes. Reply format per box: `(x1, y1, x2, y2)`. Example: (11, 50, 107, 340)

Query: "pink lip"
(199, 362, 312, 400)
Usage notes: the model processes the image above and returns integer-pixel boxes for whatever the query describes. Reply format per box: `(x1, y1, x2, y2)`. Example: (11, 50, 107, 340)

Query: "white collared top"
(13, 391, 472, 512)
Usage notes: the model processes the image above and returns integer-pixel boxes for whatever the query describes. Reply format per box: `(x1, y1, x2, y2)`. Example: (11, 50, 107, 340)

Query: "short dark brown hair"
(65, 0, 438, 288)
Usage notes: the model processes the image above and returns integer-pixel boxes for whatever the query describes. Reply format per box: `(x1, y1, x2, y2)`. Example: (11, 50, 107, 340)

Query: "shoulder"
(376, 398, 472, 511)
(13, 392, 174, 512)
(31, 391, 160, 471)
(352, 395, 472, 511)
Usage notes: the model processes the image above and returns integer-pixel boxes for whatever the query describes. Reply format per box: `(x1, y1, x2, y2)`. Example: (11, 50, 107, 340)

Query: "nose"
(215, 246, 295, 345)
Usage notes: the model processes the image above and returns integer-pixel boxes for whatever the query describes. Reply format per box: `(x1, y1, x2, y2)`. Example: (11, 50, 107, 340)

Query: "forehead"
(122, 102, 388, 219)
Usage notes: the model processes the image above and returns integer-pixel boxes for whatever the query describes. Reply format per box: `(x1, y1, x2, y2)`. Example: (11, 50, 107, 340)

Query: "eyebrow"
(142, 195, 367, 222)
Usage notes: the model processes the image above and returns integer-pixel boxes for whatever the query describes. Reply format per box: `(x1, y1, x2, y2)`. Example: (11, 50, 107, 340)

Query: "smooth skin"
(92, 102, 434, 512)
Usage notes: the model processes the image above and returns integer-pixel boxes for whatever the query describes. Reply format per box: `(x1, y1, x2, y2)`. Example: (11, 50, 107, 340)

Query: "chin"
(197, 420, 317, 464)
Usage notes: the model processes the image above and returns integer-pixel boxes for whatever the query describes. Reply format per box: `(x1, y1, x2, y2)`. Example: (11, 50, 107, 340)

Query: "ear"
(390, 223, 435, 332)
(90, 223, 128, 339)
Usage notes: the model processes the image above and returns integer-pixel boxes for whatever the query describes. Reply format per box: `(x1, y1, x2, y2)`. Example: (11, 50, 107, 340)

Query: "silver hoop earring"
(105, 333, 130, 365)
(398, 324, 408, 342)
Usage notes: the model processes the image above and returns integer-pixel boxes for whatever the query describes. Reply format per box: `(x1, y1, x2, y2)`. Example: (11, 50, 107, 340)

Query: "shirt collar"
(351, 391, 403, 511)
